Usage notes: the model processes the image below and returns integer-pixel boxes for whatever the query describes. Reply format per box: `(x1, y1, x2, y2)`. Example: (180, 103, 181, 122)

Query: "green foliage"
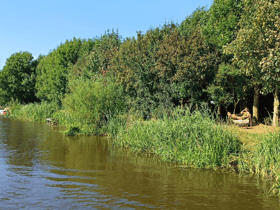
(156, 27, 221, 106)
(35, 38, 95, 102)
(203, 0, 243, 48)
(70, 30, 122, 79)
(114, 108, 240, 169)
(112, 24, 220, 117)
(62, 74, 126, 134)
(0, 51, 38, 104)
(111, 24, 178, 117)
(206, 63, 248, 111)
(179, 7, 209, 37)
(64, 126, 80, 136)
(224, 0, 273, 79)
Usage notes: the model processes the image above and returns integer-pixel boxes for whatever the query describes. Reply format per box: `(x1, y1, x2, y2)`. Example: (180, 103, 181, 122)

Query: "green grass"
(238, 132, 280, 196)
(7, 100, 59, 122)
(113, 108, 240, 169)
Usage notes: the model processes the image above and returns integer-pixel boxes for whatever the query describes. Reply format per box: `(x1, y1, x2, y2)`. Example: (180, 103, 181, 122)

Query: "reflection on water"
(0, 115, 280, 209)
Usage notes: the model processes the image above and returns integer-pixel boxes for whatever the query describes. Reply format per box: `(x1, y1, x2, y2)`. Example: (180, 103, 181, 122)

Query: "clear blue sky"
(0, 0, 213, 69)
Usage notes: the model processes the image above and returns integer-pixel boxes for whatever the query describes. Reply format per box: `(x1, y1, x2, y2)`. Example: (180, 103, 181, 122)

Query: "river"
(0, 115, 280, 209)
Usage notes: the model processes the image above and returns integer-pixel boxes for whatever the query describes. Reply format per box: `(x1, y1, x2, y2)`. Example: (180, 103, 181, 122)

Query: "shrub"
(62, 74, 126, 134)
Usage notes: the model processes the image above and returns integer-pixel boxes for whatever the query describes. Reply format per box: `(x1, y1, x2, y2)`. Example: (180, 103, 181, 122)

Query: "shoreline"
(3, 105, 280, 197)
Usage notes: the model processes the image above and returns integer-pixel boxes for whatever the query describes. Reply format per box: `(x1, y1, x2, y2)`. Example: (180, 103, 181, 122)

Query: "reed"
(113, 108, 240, 169)
(238, 132, 280, 196)
(8, 100, 59, 122)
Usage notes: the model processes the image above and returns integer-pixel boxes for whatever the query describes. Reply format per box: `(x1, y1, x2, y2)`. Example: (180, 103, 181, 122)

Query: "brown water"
(0, 116, 280, 209)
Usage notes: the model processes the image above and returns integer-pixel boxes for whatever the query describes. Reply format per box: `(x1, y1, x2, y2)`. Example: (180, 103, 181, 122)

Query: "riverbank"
(4, 102, 280, 196)
(112, 116, 280, 196)
(1, 116, 279, 209)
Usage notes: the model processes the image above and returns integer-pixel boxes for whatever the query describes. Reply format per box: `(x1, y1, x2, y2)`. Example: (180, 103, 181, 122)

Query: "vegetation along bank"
(1, 0, 280, 196)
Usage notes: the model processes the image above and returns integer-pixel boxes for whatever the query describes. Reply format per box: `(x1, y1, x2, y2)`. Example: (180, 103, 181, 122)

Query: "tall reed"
(238, 132, 280, 196)
(114, 108, 240, 169)
(8, 100, 59, 122)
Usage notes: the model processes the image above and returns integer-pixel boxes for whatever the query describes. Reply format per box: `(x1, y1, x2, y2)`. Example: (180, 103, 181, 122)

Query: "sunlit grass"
(8, 100, 59, 122)
(238, 132, 280, 196)
(113, 108, 240, 169)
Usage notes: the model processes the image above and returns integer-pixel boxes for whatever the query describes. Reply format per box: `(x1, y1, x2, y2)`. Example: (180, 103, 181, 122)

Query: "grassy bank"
(113, 108, 240, 169)
(228, 126, 280, 196)
(5, 102, 280, 196)
(7, 101, 59, 121)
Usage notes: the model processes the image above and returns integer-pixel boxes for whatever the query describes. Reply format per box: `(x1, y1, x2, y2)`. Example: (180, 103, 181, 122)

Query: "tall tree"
(156, 27, 221, 108)
(257, 0, 280, 126)
(203, 0, 243, 48)
(35, 38, 94, 102)
(226, 0, 280, 125)
(0, 51, 38, 104)
(111, 24, 178, 117)
(180, 7, 209, 37)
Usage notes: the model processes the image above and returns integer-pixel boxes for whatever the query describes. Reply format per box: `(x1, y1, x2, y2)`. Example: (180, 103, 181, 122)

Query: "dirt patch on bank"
(236, 124, 280, 134)
(227, 124, 280, 146)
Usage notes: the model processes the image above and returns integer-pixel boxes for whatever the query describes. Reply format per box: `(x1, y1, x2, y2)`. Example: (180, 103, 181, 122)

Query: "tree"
(0, 51, 38, 104)
(156, 27, 221, 108)
(203, 0, 243, 48)
(35, 38, 94, 102)
(70, 30, 122, 79)
(225, 0, 280, 125)
(111, 24, 178, 117)
(206, 63, 247, 114)
(180, 7, 209, 37)
(258, 0, 280, 126)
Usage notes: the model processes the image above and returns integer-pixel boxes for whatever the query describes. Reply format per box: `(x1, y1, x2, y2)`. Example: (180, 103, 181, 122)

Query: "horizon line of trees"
(0, 0, 279, 126)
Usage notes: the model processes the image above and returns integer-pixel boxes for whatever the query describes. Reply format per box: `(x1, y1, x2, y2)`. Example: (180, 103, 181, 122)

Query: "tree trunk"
(253, 85, 260, 123)
(217, 105, 221, 116)
(273, 86, 279, 127)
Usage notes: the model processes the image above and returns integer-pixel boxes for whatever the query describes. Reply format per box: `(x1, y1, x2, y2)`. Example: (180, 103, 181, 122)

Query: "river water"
(0, 115, 280, 209)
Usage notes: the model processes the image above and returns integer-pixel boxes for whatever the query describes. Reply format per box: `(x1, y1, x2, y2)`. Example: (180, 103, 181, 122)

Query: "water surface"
(0, 116, 279, 209)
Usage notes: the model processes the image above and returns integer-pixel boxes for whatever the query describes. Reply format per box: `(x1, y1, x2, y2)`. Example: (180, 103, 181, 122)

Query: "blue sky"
(0, 0, 213, 69)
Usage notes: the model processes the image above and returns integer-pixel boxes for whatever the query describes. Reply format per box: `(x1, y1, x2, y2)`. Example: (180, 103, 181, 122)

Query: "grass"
(113, 108, 240, 169)
(226, 124, 280, 196)
(7, 101, 59, 122)
(237, 132, 280, 196)
(227, 124, 280, 148)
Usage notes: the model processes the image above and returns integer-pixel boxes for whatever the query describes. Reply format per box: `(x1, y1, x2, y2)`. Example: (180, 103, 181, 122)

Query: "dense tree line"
(0, 0, 280, 126)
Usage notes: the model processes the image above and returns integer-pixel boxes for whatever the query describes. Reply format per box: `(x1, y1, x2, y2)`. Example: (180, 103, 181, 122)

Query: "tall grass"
(238, 132, 280, 196)
(8, 100, 59, 122)
(114, 108, 240, 169)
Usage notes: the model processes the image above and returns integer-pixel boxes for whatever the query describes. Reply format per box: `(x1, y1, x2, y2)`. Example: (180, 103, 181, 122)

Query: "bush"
(62, 74, 126, 134)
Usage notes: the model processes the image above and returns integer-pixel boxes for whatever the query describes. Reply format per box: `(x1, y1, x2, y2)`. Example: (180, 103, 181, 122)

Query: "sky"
(0, 0, 213, 70)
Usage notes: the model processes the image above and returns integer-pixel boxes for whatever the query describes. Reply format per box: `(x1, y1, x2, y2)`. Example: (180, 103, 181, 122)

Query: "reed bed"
(8, 101, 59, 122)
(238, 132, 280, 196)
(113, 108, 240, 169)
